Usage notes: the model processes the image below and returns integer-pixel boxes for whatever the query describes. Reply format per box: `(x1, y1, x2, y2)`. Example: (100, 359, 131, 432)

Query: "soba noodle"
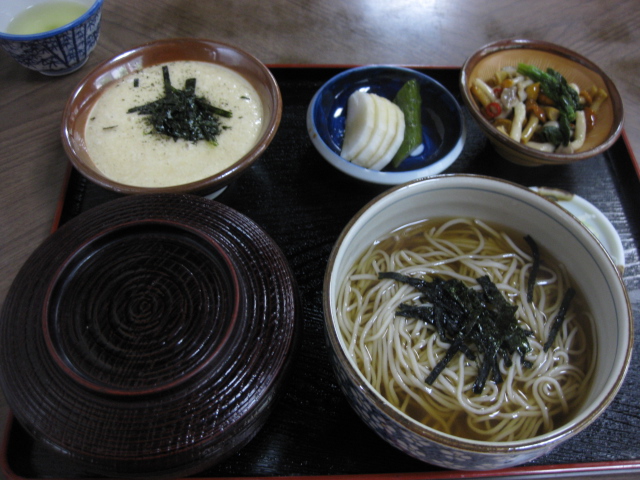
(336, 218, 595, 442)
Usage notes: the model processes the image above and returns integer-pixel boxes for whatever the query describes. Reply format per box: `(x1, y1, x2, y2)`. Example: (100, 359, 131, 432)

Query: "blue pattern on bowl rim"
(326, 344, 553, 470)
(0, 0, 103, 76)
(307, 65, 466, 185)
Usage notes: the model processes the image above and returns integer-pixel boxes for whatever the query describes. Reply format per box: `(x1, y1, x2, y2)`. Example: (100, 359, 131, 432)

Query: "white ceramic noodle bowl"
(323, 174, 633, 471)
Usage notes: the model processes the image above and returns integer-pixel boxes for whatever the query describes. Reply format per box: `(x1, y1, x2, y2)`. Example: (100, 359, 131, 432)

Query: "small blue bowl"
(307, 66, 465, 185)
(0, 0, 103, 76)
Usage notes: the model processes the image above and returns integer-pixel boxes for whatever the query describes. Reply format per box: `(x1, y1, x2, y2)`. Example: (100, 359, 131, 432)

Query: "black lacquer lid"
(0, 193, 300, 478)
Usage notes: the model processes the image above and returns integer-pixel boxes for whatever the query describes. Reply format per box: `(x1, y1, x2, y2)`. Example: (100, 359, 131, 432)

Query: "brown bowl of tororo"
(61, 38, 282, 196)
(459, 39, 623, 166)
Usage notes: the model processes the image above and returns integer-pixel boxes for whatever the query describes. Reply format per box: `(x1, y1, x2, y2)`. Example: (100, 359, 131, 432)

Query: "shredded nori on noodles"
(543, 287, 576, 352)
(524, 235, 540, 303)
(127, 65, 232, 144)
(379, 272, 534, 394)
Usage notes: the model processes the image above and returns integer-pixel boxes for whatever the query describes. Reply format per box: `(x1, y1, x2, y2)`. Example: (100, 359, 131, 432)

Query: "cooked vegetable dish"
(470, 63, 609, 153)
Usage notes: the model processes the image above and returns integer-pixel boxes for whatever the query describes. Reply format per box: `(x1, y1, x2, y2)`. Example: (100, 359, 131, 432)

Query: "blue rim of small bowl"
(307, 65, 466, 185)
(0, 0, 104, 41)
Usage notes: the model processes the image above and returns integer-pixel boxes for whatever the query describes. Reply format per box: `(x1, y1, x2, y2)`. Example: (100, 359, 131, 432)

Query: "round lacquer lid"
(0, 194, 300, 478)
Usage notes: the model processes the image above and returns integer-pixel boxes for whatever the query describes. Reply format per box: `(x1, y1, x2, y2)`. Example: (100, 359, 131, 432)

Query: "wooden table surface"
(1, 1, 639, 478)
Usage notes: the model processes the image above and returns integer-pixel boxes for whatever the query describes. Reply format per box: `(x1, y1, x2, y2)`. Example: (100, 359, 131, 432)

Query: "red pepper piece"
(485, 102, 502, 119)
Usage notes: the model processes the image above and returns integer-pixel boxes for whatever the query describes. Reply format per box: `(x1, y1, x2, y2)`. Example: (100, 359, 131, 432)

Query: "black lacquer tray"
(2, 67, 640, 479)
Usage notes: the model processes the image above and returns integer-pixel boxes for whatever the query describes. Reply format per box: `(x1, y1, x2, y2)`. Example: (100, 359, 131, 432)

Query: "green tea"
(6, 1, 89, 35)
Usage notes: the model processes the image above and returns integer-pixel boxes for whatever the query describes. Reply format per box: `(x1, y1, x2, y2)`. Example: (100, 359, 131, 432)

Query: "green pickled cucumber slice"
(392, 79, 422, 167)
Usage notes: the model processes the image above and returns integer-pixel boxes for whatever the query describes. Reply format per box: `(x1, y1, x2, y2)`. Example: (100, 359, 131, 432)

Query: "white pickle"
(341, 90, 406, 170)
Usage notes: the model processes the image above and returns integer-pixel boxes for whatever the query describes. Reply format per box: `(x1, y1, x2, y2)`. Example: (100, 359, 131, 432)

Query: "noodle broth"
(336, 217, 596, 442)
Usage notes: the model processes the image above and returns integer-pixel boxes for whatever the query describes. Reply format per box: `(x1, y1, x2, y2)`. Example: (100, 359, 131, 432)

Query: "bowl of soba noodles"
(323, 174, 632, 471)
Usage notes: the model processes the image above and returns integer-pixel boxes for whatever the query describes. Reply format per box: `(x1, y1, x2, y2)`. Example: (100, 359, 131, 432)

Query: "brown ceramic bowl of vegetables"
(459, 39, 623, 166)
(61, 38, 282, 196)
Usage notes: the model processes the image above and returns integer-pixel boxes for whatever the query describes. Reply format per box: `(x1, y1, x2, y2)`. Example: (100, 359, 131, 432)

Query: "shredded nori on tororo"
(379, 236, 577, 393)
(127, 65, 232, 144)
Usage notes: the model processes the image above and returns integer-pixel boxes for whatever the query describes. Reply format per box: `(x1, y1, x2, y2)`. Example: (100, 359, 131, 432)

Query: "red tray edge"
(4, 64, 639, 480)
(4, 411, 640, 480)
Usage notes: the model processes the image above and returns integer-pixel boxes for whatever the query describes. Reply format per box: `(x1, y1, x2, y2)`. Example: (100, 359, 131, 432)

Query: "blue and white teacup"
(0, 0, 104, 76)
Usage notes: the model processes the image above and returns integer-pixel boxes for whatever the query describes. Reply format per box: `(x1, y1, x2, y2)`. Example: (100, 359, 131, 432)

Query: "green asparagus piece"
(516, 63, 582, 146)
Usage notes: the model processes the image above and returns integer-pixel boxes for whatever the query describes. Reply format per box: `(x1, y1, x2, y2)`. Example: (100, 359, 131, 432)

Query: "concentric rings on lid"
(0, 193, 300, 478)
